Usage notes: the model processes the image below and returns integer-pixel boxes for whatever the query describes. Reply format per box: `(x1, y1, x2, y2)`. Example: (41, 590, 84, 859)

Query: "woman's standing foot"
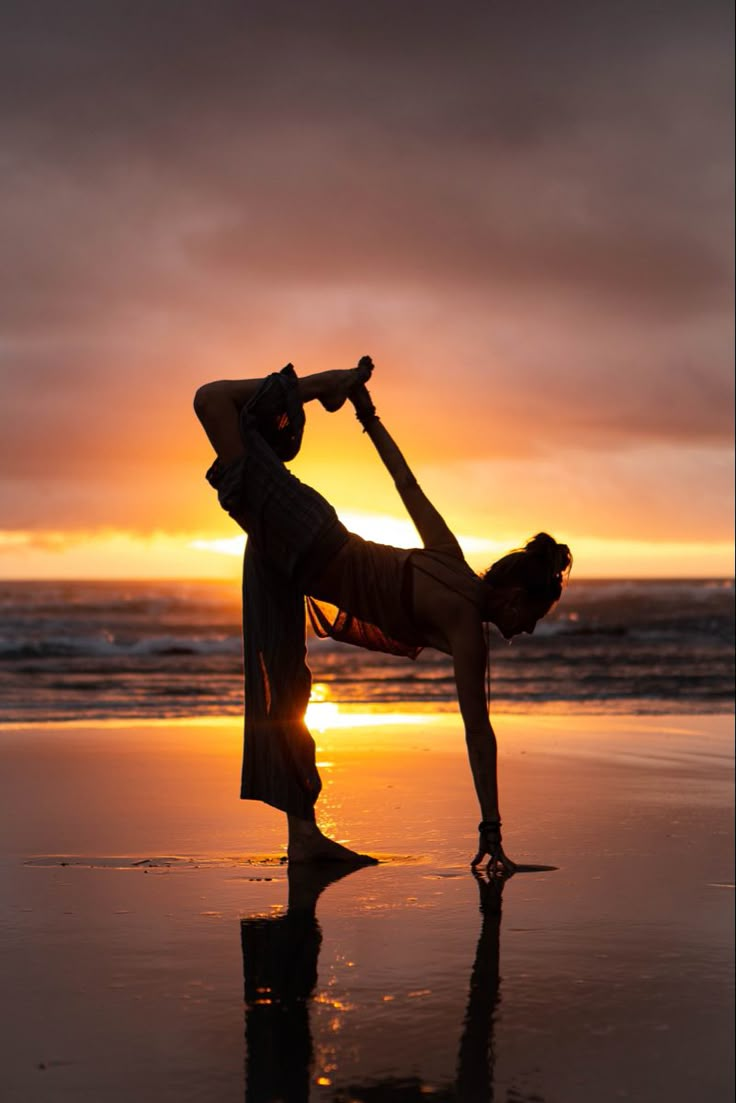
(287, 817, 378, 865)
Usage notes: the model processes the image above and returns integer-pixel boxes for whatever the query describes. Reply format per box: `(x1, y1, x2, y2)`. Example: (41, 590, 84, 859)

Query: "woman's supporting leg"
(196, 359, 377, 863)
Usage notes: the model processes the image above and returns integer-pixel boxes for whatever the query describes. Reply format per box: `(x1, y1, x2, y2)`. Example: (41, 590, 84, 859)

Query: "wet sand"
(0, 712, 733, 1102)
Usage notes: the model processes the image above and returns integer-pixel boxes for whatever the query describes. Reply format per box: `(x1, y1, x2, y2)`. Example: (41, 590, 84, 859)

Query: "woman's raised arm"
(351, 384, 461, 553)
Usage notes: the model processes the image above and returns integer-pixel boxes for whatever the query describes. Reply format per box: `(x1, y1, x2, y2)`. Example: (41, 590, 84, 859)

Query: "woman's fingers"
(491, 846, 517, 877)
(470, 830, 488, 867)
(471, 841, 516, 877)
(471, 831, 503, 869)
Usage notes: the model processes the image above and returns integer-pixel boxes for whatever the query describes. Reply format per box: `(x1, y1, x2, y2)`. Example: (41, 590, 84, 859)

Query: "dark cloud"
(0, 1, 732, 538)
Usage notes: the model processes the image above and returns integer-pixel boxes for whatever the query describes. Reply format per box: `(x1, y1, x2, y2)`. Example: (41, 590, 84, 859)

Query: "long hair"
(482, 532, 572, 609)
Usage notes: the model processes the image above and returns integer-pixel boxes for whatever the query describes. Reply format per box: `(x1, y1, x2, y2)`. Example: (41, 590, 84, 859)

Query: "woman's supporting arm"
(449, 618, 516, 875)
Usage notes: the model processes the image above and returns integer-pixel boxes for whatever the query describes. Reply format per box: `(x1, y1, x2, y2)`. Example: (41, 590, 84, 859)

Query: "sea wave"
(0, 634, 242, 660)
(0, 578, 733, 722)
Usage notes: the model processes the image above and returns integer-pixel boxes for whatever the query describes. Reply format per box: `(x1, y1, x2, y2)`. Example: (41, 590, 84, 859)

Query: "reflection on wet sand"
(241, 866, 544, 1102)
(240, 864, 350, 1102)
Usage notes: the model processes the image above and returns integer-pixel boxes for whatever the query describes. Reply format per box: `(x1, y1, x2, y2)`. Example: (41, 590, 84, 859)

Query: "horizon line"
(1, 574, 733, 584)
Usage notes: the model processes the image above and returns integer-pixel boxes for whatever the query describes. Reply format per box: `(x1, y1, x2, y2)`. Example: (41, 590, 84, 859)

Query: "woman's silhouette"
(195, 358, 570, 872)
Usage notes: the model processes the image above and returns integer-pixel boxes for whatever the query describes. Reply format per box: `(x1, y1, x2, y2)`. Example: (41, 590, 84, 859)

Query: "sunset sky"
(1, 0, 733, 579)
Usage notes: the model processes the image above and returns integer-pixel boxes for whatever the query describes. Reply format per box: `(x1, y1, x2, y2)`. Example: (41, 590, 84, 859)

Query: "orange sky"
(0, 3, 733, 579)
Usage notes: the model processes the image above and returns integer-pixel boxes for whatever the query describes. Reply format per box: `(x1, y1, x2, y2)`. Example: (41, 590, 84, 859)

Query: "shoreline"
(1, 704, 734, 733)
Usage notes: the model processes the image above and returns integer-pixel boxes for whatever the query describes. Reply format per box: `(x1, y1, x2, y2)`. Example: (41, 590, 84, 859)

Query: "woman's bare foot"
(319, 356, 374, 412)
(287, 817, 378, 865)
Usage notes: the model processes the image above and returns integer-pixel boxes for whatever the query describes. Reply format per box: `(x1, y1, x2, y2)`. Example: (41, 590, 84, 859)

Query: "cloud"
(0, 1, 732, 548)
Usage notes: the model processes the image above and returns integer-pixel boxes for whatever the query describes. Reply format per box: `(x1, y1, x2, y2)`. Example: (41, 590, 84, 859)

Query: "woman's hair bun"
(483, 532, 572, 609)
(525, 532, 572, 582)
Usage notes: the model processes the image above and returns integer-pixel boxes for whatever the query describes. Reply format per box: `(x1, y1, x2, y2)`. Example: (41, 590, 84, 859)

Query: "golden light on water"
(306, 702, 438, 730)
(305, 683, 342, 730)
(314, 994, 356, 1013)
(306, 683, 444, 732)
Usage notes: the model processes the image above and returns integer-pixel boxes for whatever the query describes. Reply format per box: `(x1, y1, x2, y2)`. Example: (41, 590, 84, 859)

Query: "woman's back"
(310, 533, 484, 656)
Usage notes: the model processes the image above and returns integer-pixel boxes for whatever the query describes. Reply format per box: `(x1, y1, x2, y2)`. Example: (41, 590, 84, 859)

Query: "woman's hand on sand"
(471, 832, 517, 878)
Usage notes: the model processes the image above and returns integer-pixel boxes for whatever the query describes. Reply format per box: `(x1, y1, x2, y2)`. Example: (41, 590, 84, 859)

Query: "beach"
(1, 710, 733, 1102)
(3, 1, 734, 1099)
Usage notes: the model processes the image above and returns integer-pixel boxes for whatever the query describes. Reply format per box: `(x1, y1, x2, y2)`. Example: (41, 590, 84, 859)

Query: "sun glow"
(305, 683, 444, 732)
(189, 511, 499, 559)
(0, 524, 732, 580)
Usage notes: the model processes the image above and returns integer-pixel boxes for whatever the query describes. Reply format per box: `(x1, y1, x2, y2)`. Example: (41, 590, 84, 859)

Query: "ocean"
(0, 578, 733, 723)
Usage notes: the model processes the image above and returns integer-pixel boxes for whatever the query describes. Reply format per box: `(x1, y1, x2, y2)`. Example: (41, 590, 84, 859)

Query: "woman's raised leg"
(194, 360, 373, 464)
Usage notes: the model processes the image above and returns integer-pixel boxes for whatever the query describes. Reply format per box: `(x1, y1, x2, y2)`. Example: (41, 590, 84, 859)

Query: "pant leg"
(204, 367, 343, 816)
(240, 537, 321, 816)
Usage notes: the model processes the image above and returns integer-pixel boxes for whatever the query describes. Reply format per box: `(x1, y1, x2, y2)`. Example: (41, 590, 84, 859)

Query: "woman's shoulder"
(410, 545, 483, 603)
(414, 542, 474, 573)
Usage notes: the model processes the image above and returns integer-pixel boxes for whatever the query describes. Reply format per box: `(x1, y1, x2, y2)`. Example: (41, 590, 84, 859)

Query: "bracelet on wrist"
(357, 412, 379, 433)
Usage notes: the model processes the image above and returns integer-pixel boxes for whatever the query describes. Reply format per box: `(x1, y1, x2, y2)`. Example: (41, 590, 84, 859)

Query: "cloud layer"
(0, 1, 733, 550)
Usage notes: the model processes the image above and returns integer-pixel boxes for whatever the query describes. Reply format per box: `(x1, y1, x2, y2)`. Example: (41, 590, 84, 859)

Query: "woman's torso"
(311, 535, 484, 653)
(405, 545, 485, 652)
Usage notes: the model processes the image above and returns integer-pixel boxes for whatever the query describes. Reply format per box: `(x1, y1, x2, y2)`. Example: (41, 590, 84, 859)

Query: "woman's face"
(493, 587, 548, 640)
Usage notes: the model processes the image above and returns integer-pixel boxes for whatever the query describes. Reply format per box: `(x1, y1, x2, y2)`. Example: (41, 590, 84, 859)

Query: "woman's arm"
(450, 620, 499, 817)
(352, 386, 462, 552)
(449, 618, 516, 875)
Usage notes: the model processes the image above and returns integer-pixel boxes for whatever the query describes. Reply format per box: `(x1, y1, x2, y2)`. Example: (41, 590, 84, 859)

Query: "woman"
(194, 357, 571, 874)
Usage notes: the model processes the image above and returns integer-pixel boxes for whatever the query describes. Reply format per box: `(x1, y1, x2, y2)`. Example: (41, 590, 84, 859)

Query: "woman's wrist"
(352, 389, 378, 429)
(478, 818, 502, 844)
(358, 411, 379, 433)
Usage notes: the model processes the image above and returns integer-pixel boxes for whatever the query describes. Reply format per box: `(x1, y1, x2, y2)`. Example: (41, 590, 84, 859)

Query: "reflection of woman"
(240, 866, 517, 1102)
(240, 866, 343, 1102)
(456, 873, 505, 1103)
(195, 358, 570, 871)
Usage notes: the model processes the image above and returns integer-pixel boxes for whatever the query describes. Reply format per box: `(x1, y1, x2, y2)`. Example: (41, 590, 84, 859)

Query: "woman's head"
(481, 533, 572, 639)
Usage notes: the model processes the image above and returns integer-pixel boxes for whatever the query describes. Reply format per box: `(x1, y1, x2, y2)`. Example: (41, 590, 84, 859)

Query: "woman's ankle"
(298, 370, 337, 405)
(287, 814, 319, 840)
